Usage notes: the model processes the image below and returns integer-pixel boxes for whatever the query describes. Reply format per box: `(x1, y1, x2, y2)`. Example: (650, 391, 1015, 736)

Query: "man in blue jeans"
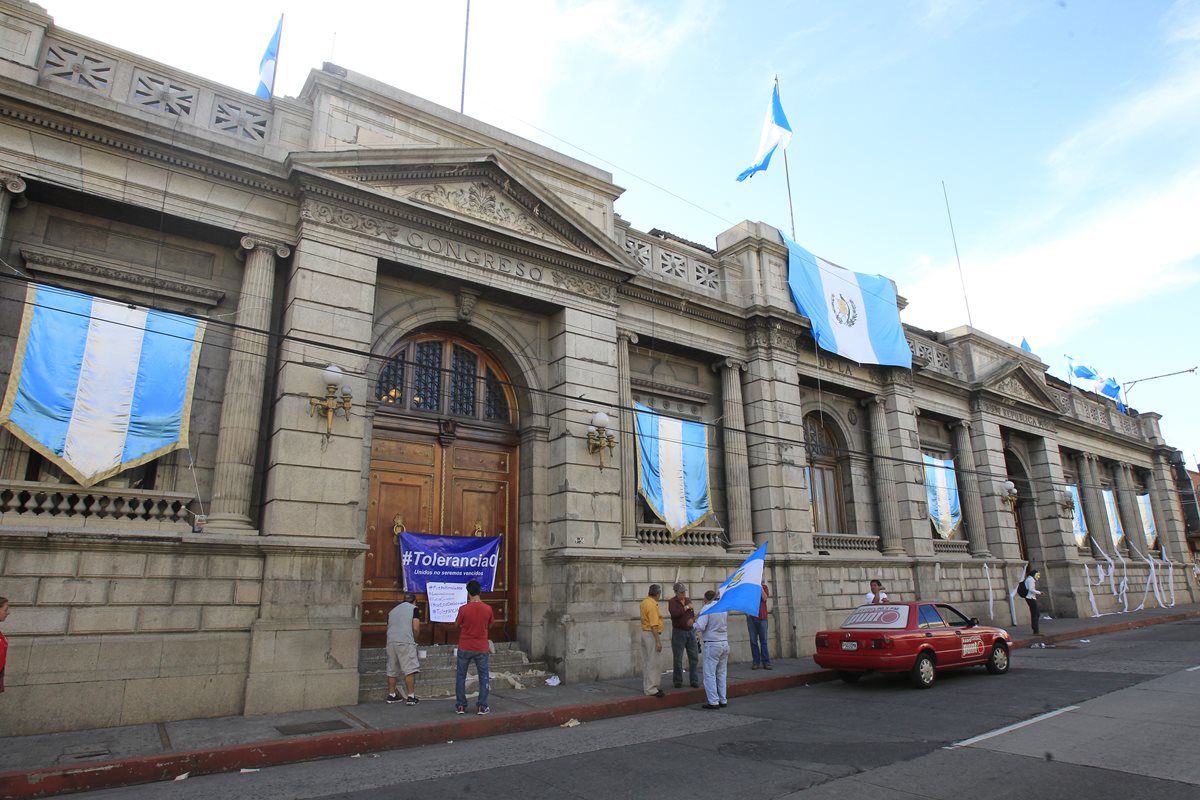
(746, 582, 772, 669)
(454, 580, 495, 715)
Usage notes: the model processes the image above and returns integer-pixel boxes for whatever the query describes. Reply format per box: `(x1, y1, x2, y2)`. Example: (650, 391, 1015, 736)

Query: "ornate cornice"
(745, 318, 801, 353)
(21, 248, 225, 307)
(618, 283, 746, 328)
(549, 270, 614, 303)
(630, 377, 711, 401)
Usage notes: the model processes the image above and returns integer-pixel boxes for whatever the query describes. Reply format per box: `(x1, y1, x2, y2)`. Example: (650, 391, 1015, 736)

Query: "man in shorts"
(386, 592, 421, 705)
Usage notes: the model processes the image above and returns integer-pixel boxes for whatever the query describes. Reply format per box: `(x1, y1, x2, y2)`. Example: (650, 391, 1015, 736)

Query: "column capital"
(616, 328, 639, 345)
(239, 235, 292, 259)
(0, 172, 27, 195)
(860, 394, 886, 409)
(953, 419, 972, 431)
(712, 357, 746, 374)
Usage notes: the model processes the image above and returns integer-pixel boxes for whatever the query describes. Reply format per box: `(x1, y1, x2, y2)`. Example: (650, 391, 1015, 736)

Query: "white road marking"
(1186, 665, 1200, 672)
(946, 705, 1079, 749)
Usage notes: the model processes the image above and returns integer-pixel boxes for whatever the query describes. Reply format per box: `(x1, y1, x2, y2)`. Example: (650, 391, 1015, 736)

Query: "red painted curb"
(1, 608, 1195, 799)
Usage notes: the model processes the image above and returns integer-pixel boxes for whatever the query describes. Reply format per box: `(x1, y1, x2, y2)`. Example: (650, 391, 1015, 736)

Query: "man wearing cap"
(668, 582, 700, 689)
(638, 584, 666, 698)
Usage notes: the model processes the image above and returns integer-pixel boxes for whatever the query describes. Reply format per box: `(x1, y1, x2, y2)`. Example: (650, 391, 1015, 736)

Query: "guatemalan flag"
(0, 284, 205, 487)
(923, 455, 961, 538)
(781, 233, 912, 368)
(698, 542, 768, 617)
(635, 403, 711, 537)
(255, 15, 283, 100)
(736, 83, 792, 181)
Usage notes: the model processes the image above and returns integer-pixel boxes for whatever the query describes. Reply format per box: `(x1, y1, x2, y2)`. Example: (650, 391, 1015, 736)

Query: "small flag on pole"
(736, 82, 792, 181)
(256, 15, 283, 100)
(1020, 337, 1032, 353)
(698, 542, 768, 617)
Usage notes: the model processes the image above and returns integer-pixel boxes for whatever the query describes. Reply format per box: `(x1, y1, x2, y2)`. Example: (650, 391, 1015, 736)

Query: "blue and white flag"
(1067, 484, 1088, 548)
(1020, 337, 1032, 353)
(781, 233, 912, 368)
(1137, 494, 1157, 550)
(255, 15, 282, 99)
(736, 83, 792, 181)
(0, 284, 205, 486)
(635, 402, 711, 537)
(698, 542, 768, 617)
(1102, 488, 1124, 549)
(923, 455, 961, 538)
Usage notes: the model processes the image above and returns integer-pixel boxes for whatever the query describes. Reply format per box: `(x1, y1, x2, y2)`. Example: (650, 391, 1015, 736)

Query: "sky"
(38, 0, 1200, 465)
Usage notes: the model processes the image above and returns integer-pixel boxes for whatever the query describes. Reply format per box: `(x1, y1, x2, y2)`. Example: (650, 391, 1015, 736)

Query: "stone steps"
(357, 643, 550, 703)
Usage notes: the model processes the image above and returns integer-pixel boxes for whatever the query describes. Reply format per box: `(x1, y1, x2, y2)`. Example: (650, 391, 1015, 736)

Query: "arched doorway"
(1003, 449, 1037, 564)
(363, 332, 520, 647)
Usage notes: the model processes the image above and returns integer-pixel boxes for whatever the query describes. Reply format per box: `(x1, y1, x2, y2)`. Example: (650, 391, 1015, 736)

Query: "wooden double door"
(362, 421, 518, 647)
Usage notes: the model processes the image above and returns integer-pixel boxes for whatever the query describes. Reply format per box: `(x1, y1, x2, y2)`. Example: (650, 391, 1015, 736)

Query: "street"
(76, 619, 1200, 799)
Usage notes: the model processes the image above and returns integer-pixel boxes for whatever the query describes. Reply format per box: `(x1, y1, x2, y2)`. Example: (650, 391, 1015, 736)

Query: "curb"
(2, 609, 1196, 799)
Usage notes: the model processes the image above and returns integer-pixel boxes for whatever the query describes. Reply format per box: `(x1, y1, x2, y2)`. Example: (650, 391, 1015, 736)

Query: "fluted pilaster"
(716, 358, 753, 552)
(207, 236, 290, 531)
(1079, 453, 1111, 557)
(951, 421, 990, 557)
(1113, 462, 1145, 556)
(617, 330, 638, 546)
(865, 395, 904, 555)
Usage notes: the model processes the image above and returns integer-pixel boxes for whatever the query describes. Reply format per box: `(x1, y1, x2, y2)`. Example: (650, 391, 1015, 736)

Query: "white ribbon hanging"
(983, 562, 995, 621)
(1130, 556, 1154, 612)
(1149, 556, 1167, 608)
(1090, 536, 1119, 602)
(1007, 561, 1027, 627)
(1112, 545, 1130, 613)
(1083, 564, 1101, 617)
(1159, 536, 1177, 608)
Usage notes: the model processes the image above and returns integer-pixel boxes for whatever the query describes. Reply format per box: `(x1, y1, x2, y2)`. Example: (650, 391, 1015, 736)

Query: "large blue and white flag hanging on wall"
(923, 454, 961, 538)
(780, 233, 912, 368)
(1102, 488, 1124, 549)
(0, 284, 205, 486)
(1067, 484, 1088, 548)
(1136, 494, 1158, 550)
(635, 402, 712, 537)
(698, 542, 768, 617)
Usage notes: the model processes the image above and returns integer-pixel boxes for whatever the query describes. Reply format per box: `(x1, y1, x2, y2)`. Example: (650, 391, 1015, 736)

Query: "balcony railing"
(635, 523, 727, 548)
(932, 538, 970, 554)
(813, 533, 882, 552)
(0, 480, 196, 531)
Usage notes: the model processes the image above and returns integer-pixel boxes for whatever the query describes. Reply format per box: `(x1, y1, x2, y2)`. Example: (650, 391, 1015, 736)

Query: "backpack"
(1016, 580, 1029, 598)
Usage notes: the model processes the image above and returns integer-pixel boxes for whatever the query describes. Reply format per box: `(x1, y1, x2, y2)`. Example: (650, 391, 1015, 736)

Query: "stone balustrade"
(812, 533, 883, 553)
(0, 480, 196, 531)
(635, 523, 726, 547)
(932, 538, 971, 554)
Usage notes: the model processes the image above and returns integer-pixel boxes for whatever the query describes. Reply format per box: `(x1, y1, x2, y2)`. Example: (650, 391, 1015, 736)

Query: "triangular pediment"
(977, 359, 1062, 414)
(288, 149, 636, 274)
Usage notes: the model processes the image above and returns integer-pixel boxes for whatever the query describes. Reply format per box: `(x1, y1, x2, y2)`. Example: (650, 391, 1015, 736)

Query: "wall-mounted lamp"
(1000, 479, 1018, 510)
(585, 410, 617, 470)
(1057, 489, 1076, 519)
(310, 364, 353, 435)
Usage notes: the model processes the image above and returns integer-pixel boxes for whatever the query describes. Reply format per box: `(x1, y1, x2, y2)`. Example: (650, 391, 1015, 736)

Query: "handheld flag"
(736, 83, 792, 181)
(781, 232, 912, 368)
(698, 542, 768, 617)
(0, 284, 205, 486)
(255, 15, 283, 99)
(635, 403, 711, 536)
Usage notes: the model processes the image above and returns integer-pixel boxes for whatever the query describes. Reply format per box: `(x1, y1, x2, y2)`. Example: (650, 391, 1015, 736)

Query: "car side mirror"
(968, 617, 979, 627)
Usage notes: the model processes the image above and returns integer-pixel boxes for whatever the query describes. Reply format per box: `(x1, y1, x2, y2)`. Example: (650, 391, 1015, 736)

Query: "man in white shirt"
(693, 590, 729, 709)
(386, 592, 421, 705)
(865, 579, 889, 605)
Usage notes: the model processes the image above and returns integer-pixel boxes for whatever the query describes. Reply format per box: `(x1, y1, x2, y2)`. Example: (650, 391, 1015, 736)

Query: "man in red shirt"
(746, 583, 772, 669)
(454, 580, 495, 715)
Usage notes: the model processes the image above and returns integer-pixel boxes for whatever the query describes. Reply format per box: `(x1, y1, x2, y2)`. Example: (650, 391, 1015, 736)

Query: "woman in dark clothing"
(1020, 566, 1042, 635)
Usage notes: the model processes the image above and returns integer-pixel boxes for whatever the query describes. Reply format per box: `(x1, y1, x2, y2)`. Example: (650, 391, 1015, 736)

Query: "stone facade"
(0, 0, 1196, 735)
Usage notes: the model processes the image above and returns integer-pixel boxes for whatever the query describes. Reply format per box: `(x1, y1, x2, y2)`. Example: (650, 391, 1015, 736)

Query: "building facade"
(0, 1, 1195, 735)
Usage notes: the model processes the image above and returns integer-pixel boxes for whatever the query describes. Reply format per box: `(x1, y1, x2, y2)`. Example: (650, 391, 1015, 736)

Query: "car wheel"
(838, 671, 862, 683)
(985, 642, 1010, 674)
(910, 651, 936, 689)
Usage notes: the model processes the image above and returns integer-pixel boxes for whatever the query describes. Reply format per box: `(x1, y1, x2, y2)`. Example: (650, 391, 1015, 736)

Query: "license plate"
(841, 641, 858, 651)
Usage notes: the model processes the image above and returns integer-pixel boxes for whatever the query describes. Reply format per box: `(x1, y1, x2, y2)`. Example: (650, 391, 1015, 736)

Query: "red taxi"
(814, 602, 1011, 688)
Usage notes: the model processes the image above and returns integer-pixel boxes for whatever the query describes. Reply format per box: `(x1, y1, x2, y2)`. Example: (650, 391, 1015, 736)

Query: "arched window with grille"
(375, 333, 516, 427)
(804, 413, 847, 533)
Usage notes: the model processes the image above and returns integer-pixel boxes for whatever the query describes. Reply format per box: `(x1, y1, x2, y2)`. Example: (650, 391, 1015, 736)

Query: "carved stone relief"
(399, 182, 566, 245)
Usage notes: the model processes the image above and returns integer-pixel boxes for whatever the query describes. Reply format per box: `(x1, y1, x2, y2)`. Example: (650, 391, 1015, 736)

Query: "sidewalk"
(2, 603, 1197, 799)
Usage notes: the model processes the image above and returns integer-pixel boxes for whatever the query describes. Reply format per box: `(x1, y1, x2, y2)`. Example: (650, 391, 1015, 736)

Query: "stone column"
(1148, 452, 1189, 562)
(951, 421, 990, 557)
(716, 358, 753, 553)
(1113, 462, 1145, 557)
(617, 330, 638, 546)
(864, 395, 904, 556)
(206, 235, 290, 532)
(1079, 454, 1111, 557)
(0, 173, 29, 480)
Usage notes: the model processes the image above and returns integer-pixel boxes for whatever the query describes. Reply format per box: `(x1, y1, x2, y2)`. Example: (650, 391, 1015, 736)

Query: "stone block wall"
(0, 534, 263, 735)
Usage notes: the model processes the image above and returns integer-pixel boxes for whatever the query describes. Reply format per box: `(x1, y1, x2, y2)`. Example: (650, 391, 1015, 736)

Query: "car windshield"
(840, 605, 909, 629)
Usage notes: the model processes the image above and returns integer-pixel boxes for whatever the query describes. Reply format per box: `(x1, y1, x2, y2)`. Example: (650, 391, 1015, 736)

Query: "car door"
(916, 604, 959, 666)
(937, 603, 986, 665)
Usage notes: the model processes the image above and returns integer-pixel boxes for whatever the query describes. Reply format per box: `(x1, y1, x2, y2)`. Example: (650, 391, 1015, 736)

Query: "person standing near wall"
(668, 583, 700, 689)
(385, 592, 421, 705)
(746, 582, 772, 670)
(0, 596, 8, 694)
(1019, 566, 1043, 635)
(639, 584, 665, 698)
(694, 590, 729, 709)
(454, 580, 495, 715)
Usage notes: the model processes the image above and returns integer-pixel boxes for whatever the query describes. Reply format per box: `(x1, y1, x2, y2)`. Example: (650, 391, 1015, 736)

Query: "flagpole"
(941, 180, 973, 329)
(460, 0, 471, 114)
(777, 76, 797, 240)
(270, 14, 283, 98)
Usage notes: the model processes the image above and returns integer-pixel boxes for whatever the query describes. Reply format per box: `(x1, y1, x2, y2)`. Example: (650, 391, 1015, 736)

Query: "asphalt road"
(77, 619, 1200, 799)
